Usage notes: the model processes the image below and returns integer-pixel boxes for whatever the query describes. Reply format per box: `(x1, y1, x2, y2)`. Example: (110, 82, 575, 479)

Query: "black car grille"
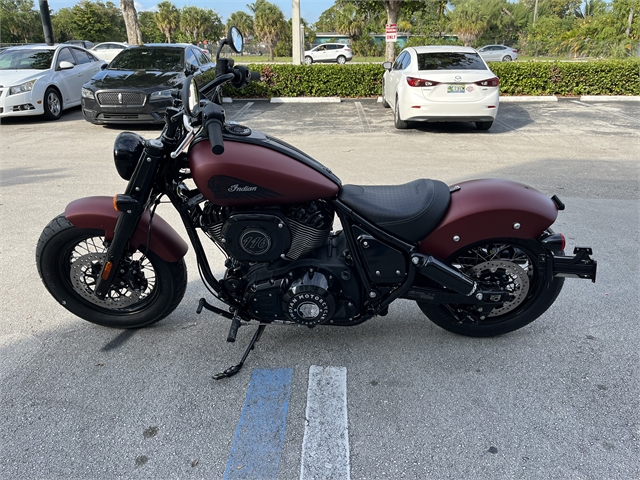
(97, 91, 146, 107)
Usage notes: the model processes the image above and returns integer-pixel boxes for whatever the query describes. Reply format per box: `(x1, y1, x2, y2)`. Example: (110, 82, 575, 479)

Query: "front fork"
(94, 143, 164, 299)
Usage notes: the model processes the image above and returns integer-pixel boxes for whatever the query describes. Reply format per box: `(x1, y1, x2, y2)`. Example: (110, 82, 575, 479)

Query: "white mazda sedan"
(0, 44, 105, 121)
(382, 46, 499, 130)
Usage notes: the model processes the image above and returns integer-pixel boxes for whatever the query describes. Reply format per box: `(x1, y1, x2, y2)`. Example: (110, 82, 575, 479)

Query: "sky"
(46, 0, 336, 24)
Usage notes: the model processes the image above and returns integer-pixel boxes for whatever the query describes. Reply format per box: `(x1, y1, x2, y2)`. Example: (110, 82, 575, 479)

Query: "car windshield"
(417, 52, 487, 71)
(0, 49, 54, 70)
(108, 48, 184, 71)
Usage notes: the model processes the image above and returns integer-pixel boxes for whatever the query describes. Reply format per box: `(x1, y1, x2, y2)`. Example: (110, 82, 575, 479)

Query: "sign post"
(385, 23, 397, 43)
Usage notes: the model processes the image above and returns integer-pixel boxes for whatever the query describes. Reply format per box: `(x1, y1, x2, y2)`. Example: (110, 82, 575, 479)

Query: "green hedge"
(222, 60, 640, 98)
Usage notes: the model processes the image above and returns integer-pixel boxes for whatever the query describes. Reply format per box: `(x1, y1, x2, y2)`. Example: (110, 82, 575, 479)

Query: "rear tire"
(337, 55, 347, 64)
(502, 55, 513, 62)
(36, 214, 187, 328)
(476, 121, 493, 130)
(417, 239, 564, 337)
(394, 96, 408, 129)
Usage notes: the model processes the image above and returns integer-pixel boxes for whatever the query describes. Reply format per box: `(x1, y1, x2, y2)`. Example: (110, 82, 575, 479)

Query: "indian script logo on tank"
(207, 175, 282, 200)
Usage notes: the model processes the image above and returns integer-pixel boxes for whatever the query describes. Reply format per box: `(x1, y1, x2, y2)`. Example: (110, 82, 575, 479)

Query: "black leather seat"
(338, 179, 451, 243)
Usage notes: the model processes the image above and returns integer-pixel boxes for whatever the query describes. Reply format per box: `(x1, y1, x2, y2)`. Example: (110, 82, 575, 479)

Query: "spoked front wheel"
(36, 215, 187, 328)
(418, 239, 564, 337)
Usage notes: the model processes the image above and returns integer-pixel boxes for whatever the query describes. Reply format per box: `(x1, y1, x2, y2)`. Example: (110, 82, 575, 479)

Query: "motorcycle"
(36, 28, 597, 379)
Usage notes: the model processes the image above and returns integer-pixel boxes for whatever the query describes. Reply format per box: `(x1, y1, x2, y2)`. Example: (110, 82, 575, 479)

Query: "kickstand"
(213, 324, 267, 380)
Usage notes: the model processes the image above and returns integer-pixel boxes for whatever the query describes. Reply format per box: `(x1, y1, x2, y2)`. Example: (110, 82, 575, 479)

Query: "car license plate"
(447, 84, 466, 93)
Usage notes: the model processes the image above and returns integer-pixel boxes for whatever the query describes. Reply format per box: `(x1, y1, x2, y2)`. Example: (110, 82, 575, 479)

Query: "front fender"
(65, 196, 188, 263)
(419, 179, 558, 259)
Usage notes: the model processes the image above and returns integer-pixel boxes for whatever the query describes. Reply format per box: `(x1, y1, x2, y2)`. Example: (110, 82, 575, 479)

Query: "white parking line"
(230, 101, 254, 122)
(354, 102, 372, 132)
(300, 366, 350, 480)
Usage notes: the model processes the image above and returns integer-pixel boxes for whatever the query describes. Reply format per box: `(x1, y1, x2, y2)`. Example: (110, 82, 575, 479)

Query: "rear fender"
(65, 196, 188, 263)
(419, 179, 558, 259)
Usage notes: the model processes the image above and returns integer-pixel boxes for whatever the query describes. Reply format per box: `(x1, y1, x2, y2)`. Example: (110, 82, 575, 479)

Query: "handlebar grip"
(207, 118, 224, 155)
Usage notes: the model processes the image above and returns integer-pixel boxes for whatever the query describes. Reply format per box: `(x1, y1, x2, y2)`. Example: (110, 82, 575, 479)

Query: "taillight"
(406, 77, 440, 87)
(513, 49, 518, 53)
(475, 77, 500, 87)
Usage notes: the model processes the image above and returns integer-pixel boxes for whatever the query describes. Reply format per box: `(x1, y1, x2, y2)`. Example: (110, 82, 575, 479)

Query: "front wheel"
(36, 214, 187, 328)
(304, 56, 313, 65)
(43, 87, 62, 120)
(417, 239, 564, 337)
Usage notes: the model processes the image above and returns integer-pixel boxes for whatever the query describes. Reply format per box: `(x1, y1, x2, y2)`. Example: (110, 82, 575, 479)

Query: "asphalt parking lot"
(1, 99, 639, 479)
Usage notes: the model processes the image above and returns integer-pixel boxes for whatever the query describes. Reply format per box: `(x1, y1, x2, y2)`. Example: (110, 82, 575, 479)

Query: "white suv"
(304, 43, 353, 65)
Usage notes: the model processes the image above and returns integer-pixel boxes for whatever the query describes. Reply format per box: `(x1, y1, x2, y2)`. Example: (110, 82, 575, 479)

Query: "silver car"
(477, 45, 519, 62)
(304, 43, 353, 65)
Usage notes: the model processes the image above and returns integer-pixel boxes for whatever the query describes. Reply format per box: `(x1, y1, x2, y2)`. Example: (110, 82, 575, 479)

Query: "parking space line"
(224, 368, 293, 480)
(300, 366, 350, 480)
(494, 118, 537, 142)
(230, 101, 254, 122)
(354, 102, 371, 132)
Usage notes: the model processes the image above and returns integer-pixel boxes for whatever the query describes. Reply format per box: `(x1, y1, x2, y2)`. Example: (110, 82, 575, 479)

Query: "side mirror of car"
(58, 61, 75, 70)
(382, 61, 392, 71)
(101, 63, 108, 70)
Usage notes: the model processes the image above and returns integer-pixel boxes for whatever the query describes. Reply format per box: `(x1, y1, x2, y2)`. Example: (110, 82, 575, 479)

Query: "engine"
(199, 200, 361, 326)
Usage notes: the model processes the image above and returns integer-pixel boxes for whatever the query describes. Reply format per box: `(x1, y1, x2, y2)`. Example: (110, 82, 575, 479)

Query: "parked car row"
(0, 42, 215, 124)
(0, 40, 513, 130)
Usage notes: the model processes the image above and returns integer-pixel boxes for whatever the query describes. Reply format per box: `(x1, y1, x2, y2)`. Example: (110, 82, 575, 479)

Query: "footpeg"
(227, 315, 241, 342)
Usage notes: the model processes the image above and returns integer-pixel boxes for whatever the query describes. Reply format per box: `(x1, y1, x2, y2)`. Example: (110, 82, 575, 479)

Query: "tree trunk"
(383, 0, 403, 62)
(121, 0, 143, 44)
(626, 7, 634, 38)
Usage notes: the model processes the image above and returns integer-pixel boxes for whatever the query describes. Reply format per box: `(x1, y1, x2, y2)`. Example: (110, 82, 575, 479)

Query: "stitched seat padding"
(339, 179, 451, 243)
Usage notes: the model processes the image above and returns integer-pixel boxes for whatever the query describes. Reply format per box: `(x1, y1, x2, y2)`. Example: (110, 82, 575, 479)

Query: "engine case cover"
(222, 213, 291, 262)
(282, 270, 336, 326)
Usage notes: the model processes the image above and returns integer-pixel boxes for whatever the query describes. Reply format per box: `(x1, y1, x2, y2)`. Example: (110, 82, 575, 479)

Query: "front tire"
(36, 214, 187, 328)
(43, 87, 62, 120)
(417, 239, 564, 337)
(381, 80, 390, 108)
(304, 56, 313, 65)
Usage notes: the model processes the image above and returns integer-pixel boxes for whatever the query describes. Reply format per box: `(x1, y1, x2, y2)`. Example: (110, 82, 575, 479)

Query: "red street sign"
(386, 24, 397, 42)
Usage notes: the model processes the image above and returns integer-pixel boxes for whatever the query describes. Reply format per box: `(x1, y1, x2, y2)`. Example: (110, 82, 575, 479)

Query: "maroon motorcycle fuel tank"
(189, 136, 340, 207)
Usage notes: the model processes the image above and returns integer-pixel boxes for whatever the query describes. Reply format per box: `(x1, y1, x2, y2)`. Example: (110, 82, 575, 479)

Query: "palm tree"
(253, 1, 286, 61)
(449, 0, 487, 46)
(155, 1, 180, 43)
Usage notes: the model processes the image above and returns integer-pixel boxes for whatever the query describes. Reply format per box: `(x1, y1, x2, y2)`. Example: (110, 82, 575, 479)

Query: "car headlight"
(81, 87, 95, 99)
(9, 79, 37, 96)
(150, 89, 175, 100)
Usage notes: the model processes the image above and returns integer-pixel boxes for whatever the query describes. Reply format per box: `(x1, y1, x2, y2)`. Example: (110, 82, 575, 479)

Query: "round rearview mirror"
(181, 76, 199, 117)
(227, 27, 243, 54)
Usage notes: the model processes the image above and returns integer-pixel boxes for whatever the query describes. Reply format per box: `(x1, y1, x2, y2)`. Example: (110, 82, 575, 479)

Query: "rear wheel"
(36, 214, 187, 328)
(417, 239, 564, 337)
(394, 95, 408, 129)
(337, 55, 347, 64)
(476, 121, 493, 130)
(502, 55, 513, 62)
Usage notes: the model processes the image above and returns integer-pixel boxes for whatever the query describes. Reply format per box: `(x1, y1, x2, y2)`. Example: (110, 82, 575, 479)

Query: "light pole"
(292, 0, 302, 64)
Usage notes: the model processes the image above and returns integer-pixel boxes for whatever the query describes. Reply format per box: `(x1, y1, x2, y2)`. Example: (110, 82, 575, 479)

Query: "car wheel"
(304, 56, 313, 65)
(394, 96, 408, 130)
(502, 55, 512, 62)
(381, 80, 390, 108)
(337, 55, 346, 65)
(43, 87, 62, 120)
(476, 121, 493, 130)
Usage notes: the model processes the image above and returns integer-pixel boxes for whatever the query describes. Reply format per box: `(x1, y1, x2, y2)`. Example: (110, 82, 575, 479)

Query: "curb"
(579, 95, 640, 102)
(271, 97, 341, 103)
(499, 96, 558, 102)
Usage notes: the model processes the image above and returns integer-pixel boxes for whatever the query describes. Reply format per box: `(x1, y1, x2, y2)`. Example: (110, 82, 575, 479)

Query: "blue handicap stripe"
(224, 368, 294, 480)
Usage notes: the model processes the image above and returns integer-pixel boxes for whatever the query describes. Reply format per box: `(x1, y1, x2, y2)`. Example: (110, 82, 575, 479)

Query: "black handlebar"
(207, 118, 224, 155)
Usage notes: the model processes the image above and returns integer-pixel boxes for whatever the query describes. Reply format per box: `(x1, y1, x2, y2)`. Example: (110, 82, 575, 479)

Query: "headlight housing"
(150, 89, 175, 100)
(113, 132, 145, 180)
(81, 87, 95, 99)
(9, 79, 37, 96)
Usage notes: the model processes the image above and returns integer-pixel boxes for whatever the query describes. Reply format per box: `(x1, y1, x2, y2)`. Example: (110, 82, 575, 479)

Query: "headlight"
(113, 132, 145, 180)
(150, 89, 175, 100)
(9, 79, 37, 96)
(81, 87, 95, 99)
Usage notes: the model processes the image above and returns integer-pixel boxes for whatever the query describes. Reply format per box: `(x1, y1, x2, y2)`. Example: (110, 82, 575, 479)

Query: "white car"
(0, 44, 106, 120)
(382, 46, 499, 130)
(477, 45, 519, 62)
(91, 42, 129, 64)
(304, 43, 353, 64)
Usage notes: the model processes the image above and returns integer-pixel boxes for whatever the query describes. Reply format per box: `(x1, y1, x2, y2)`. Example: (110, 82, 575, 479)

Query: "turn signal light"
(407, 77, 440, 87)
(101, 261, 113, 280)
(475, 77, 500, 87)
